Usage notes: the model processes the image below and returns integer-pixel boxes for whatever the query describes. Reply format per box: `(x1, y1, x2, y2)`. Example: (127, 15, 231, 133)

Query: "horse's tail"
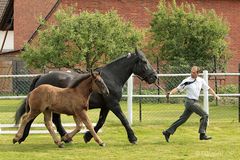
(14, 75, 41, 124)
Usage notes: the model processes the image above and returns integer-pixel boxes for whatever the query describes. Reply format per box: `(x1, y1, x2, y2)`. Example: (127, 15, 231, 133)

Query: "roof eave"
(0, 0, 14, 30)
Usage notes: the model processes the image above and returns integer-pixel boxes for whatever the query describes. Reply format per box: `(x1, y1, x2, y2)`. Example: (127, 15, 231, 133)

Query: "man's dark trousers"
(166, 98, 208, 134)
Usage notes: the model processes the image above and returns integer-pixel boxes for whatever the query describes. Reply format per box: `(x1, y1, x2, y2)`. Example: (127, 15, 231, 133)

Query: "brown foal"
(13, 71, 109, 148)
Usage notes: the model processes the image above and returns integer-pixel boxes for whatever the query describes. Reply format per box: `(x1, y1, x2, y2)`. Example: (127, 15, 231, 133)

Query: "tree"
(22, 7, 143, 70)
(149, 0, 230, 73)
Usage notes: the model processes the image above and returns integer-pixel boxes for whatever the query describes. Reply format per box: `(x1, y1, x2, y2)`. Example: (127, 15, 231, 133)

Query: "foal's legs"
(13, 111, 40, 144)
(79, 110, 105, 146)
(52, 113, 66, 136)
(43, 110, 64, 148)
(84, 107, 109, 143)
(61, 115, 83, 142)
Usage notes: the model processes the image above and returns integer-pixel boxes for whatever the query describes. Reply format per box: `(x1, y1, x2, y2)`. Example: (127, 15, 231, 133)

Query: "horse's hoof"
(64, 140, 72, 144)
(58, 143, 64, 148)
(18, 137, 26, 143)
(99, 142, 106, 147)
(130, 140, 138, 144)
(18, 139, 23, 144)
(61, 134, 72, 143)
(83, 132, 92, 143)
(13, 138, 18, 144)
(129, 136, 138, 144)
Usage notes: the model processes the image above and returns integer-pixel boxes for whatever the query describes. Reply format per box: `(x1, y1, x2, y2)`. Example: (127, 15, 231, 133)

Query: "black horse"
(15, 49, 157, 144)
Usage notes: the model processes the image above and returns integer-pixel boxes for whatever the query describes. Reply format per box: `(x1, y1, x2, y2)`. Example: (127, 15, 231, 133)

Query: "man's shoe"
(162, 130, 170, 142)
(200, 134, 212, 140)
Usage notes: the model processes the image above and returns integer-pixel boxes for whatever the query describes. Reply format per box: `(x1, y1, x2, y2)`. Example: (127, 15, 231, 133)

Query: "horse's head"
(91, 70, 109, 95)
(132, 49, 157, 84)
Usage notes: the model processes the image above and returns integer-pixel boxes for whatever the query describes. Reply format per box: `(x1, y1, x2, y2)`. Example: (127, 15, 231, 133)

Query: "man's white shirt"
(177, 77, 209, 100)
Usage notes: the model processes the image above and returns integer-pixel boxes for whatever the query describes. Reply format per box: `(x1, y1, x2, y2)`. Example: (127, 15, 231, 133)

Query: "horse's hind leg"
(79, 110, 105, 147)
(62, 115, 83, 142)
(13, 111, 39, 144)
(43, 110, 63, 148)
(18, 118, 36, 143)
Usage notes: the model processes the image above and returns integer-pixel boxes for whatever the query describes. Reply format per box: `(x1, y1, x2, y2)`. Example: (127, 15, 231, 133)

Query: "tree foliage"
(149, 0, 230, 72)
(22, 7, 143, 70)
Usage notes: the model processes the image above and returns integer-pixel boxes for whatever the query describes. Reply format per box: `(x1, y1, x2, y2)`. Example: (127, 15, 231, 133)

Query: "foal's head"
(91, 71, 109, 95)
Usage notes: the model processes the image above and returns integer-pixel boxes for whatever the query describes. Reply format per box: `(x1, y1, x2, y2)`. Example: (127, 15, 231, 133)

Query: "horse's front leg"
(44, 111, 64, 148)
(52, 113, 71, 143)
(79, 110, 105, 147)
(110, 103, 137, 144)
(83, 107, 109, 143)
(62, 115, 83, 142)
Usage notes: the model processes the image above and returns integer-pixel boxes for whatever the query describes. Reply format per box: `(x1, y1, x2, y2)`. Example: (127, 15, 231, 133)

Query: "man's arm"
(202, 78, 220, 100)
(169, 87, 178, 95)
(209, 88, 220, 100)
(166, 87, 178, 99)
(167, 78, 186, 98)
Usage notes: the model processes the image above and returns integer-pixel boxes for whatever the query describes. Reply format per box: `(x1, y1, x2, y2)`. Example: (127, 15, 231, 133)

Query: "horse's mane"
(68, 73, 91, 88)
(104, 52, 136, 67)
(114, 53, 135, 61)
(73, 68, 88, 74)
(80, 53, 136, 71)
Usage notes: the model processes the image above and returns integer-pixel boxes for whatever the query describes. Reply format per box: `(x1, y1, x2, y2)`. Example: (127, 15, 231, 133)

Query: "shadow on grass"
(0, 134, 99, 152)
(0, 143, 59, 152)
(0, 140, 106, 152)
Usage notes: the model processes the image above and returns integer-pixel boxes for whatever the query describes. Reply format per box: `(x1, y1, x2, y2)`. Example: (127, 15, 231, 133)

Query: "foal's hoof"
(61, 134, 72, 143)
(99, 142, 106, 147)
(18, 139, 24, 144)
(58, 143, 65, 148)
(18, 137, 26, 143)
(12, 138, 18, 144)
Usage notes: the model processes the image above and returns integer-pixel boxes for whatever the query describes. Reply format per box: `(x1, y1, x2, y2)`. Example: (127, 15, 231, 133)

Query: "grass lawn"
(0, 99, 240, 160)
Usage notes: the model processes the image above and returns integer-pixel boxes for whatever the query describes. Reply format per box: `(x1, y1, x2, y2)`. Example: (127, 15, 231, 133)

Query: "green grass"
(0, 100, 240, 160)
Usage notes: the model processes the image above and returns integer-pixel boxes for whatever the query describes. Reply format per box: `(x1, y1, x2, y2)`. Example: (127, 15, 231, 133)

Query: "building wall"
(14, 0, 56, 50)
(0, 61, 12, 92)
(12, 0, 240, 73)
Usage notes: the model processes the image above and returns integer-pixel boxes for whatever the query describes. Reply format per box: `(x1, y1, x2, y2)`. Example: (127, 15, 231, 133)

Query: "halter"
(133, 60, 150, 82)
(135, 74, 147, 82)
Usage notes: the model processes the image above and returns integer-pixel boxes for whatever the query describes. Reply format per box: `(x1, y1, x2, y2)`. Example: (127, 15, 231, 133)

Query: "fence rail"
(0, 71, 240, 126)
(0, 123, 100, 134)
(0, 74, 40, 78)
(125, 71, 240, 124)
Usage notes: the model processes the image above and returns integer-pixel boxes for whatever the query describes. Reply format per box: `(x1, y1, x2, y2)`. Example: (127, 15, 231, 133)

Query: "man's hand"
(166, 92, 170, 103)
(166, 92, 170, 99)
(215, 95, 220, 100)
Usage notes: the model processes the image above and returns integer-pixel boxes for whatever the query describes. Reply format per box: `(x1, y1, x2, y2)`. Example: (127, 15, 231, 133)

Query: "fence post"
(214, 56, 218, 106)
(238, 64, 240, 122)
(127, 74, 133, 125)
(203, 70, 209, 115)
(157, 56, 160, 103)
(139, 81, 142, 122)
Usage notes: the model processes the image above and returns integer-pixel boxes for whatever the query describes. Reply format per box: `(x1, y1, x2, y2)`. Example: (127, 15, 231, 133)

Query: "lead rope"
(135, 75, 169, 102)
(154, 83, 169, 103)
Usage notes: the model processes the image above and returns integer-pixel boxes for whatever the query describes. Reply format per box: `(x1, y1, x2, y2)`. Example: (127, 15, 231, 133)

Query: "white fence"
(0, 123, 101, 134)
(125, 71, 240, 125)
(0, 71, 240, 133)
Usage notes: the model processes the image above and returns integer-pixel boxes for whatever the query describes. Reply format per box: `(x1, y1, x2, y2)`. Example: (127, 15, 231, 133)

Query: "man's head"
(191, 66, 200, 79)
